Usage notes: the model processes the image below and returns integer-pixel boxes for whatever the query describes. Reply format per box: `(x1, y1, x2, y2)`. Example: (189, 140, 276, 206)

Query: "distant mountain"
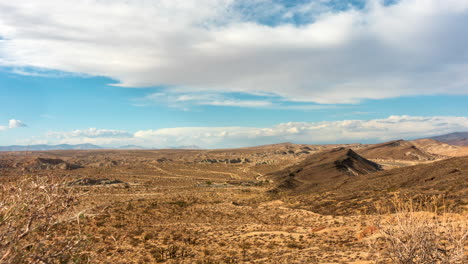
(0, 144, 103, 151)
(0, 143, 201, 151)
(169, 145, 201, 149)
(117, 145, 146, 149)
(429, 132, 468, 146)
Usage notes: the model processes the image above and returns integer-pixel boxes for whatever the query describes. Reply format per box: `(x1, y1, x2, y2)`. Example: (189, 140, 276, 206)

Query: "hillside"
(429, 131, 468, 146)
(267, 148, 382, 192)
(285, 155, 468, 215)
(411, 138, 468, 157)
(357, 139, 437, 161)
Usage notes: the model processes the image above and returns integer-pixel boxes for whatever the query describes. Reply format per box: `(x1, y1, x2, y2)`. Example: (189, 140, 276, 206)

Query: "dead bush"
(372, 194, 467, 264)
(0, 175, 87, 263)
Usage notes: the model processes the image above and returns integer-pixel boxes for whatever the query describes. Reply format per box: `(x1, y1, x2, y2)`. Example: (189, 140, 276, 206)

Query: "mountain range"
(0, 144, 204, 151)
(0, 144, 103, 151)
(0, 144, 144, 151)
(429, 132, 468, 146)
(1, 131, 466, 151)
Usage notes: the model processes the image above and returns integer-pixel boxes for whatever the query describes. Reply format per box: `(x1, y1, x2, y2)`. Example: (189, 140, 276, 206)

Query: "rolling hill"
(411, 138, 468, 157)
(356, 139, 437, 161)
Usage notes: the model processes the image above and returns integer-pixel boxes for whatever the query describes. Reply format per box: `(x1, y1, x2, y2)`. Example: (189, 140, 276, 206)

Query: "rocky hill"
(302, 155, 468, 215)
(267, 148, 382, 192)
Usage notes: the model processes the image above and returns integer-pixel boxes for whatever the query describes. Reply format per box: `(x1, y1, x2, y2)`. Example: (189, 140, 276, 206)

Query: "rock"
(34, 158, 82, 170)
(68, 178, 127, 186)
(356, 225, 379, 240)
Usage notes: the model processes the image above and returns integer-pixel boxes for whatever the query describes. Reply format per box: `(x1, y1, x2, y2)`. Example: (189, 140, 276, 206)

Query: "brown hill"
(411, 138, 468, 157)
(267, 148, 382, 192)
(347, 156, 467, 194)
(357, 139, 437, 161)
(290, 155, 468, 215)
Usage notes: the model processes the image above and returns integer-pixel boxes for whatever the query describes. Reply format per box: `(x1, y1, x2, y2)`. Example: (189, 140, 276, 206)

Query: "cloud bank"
(22, 115, 468, 148)
(46, 128, 132, 139)
(1, 0, 467, 104)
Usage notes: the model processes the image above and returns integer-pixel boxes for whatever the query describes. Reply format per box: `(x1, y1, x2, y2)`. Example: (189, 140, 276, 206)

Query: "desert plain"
(0, 139, 467, 263)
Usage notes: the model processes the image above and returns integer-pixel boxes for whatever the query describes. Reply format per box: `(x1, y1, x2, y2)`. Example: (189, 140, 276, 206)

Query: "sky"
(0, 0, 467, 148)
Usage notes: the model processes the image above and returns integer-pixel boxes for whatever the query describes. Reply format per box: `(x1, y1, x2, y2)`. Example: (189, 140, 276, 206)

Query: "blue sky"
(1, 0, 467, 148)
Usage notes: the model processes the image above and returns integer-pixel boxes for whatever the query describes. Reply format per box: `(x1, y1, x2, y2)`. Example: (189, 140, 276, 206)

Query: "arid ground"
(1, 139, 467, 263)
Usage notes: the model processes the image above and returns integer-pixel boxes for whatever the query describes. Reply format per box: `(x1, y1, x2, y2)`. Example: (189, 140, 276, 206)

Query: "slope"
(286, 156, 468, 215)
(267, 148, 382, 192)
(411, 138, 468, 157)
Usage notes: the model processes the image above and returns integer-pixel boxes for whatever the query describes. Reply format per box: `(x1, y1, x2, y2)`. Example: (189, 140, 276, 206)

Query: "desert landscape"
(1, 0, 468, 263)
(1, 135, 467, 264)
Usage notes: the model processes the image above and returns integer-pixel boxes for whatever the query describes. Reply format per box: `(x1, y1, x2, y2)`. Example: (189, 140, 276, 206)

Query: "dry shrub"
(373, 194, 467, 264)
(0, 175, 87, 263)
(150, 244, 194, 262)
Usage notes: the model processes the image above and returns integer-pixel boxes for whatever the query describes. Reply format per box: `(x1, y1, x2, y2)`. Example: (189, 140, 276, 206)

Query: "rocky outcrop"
(68, 178, 126, 186)
(34, 158, 82, 170)
(198, 158, 251, 164)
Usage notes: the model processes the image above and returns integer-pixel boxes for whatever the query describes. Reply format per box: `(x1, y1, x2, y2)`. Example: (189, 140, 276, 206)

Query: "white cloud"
(8, 119, 27, 128)
(141, 92, 275, 108)
(46, 128, 132, 139)
(0, 0, 467, 104)
(133, 115, 468, 148)
(20, 128, 136, 146)
(140, 92, 342, 109)
(0, 119, 27, 131)
(22, 115, 468, 148)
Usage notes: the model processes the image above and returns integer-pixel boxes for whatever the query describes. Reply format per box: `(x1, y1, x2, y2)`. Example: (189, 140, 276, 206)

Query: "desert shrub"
(286, 241, 304, 249)
(151, 245, 193, 262)
(143, 232, 155, 241)
(373, 194, 467, 264)
(0, 175, 86, 263)
(168, 200, 191, 208)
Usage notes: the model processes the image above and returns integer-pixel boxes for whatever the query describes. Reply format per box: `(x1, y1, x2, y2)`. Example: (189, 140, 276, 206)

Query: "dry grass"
(0, 175, 88, 263)
(370, 195, 467, 264)
(0, 147, 466, 263)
